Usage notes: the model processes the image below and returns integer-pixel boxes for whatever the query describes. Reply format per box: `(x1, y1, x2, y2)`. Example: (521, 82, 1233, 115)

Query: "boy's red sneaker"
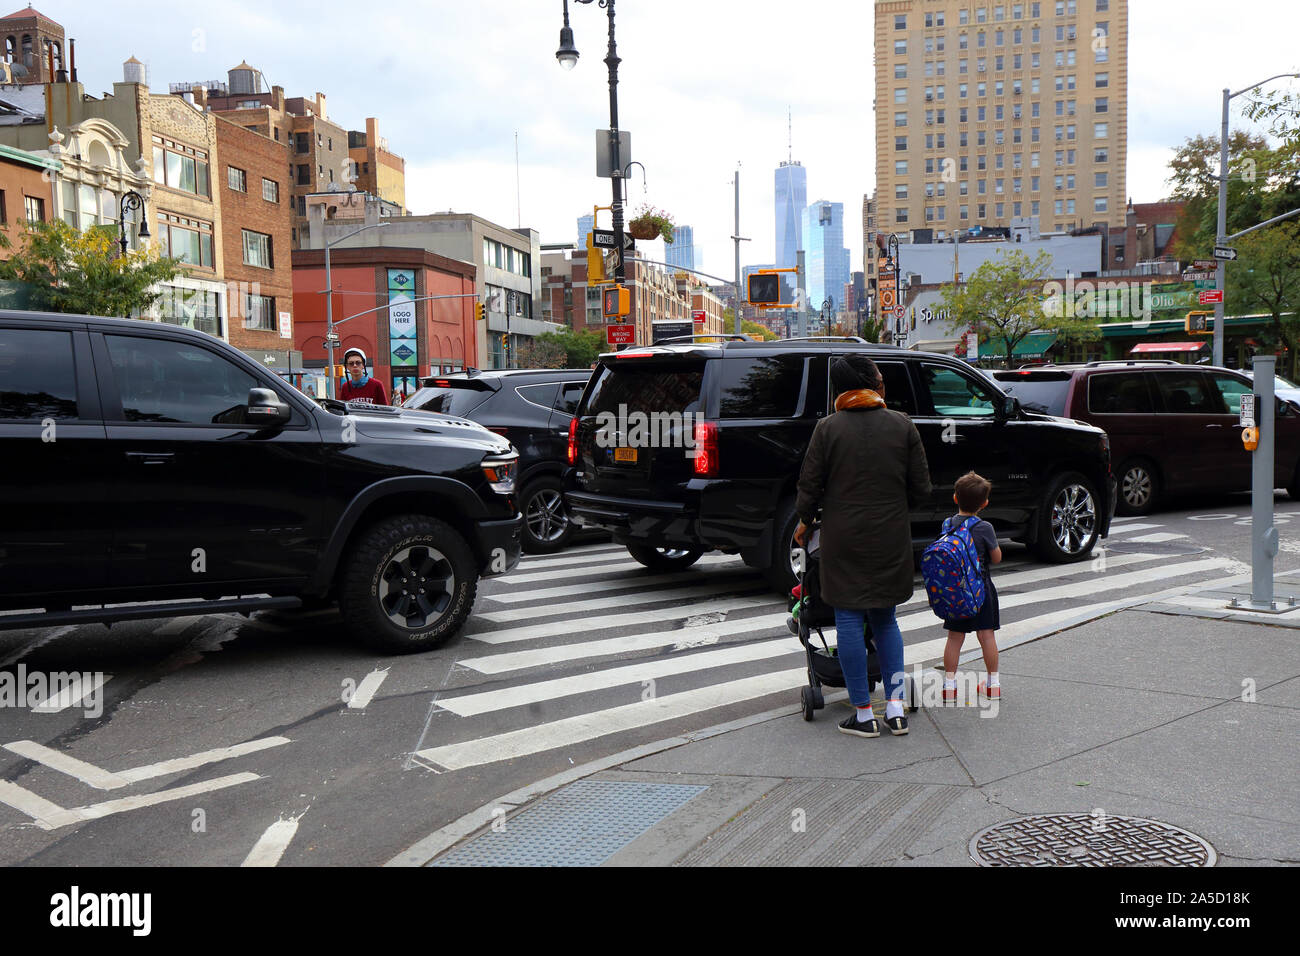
(978, 681, 1002, 700)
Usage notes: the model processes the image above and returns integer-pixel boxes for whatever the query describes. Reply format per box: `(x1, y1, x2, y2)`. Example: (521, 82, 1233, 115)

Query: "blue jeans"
(833, 606, 906, 708)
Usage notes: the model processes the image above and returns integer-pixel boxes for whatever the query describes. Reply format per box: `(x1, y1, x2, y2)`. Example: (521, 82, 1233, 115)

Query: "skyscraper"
(803, 200, 850, 310)
(577, 213, 595, 246)
(666, 225, 699, 271)
(873, 0, 1127, 236)
(774, 160, 807, 269)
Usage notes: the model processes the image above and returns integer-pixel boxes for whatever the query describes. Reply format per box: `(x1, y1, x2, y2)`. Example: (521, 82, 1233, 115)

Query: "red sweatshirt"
(339, 377, 389, 405)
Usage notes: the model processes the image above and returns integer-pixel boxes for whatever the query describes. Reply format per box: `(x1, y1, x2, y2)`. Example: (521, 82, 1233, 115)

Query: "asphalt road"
(1, 489, 1298, 866)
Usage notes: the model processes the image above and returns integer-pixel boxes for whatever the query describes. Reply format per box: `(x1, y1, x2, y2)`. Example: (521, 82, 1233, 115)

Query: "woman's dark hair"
(830, 354, 883, 395)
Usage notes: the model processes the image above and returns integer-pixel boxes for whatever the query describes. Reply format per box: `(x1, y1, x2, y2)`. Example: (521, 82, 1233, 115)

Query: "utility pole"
(732, 165, 747, 336)
(796, 249, 807, 337)
(1214, 87, 1230, 368)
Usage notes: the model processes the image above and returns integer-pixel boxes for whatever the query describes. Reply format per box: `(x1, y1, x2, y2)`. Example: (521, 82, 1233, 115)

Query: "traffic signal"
(747, 273, 782, 305)
(475, 301, 485, 322)
(500, 334, 508, 349)
(586, 232, 606, 284)
(1186, 311, 1212, 334)
(333, 365, 345, 378)
(602, 285, 630, 318)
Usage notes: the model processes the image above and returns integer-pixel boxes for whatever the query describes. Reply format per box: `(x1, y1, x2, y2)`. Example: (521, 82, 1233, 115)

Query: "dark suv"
(405, 368, 591, 553)
(566, 336, 1116, 593)
(0, 311, 522, 651)
(993, 360, 1300, 514)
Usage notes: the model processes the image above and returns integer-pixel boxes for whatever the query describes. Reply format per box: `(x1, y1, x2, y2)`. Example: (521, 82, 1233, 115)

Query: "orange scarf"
(834, 388, 886, 411)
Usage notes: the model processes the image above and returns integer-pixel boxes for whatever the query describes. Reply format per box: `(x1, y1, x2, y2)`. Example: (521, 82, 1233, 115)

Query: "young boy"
(942, 471, 1002, 703)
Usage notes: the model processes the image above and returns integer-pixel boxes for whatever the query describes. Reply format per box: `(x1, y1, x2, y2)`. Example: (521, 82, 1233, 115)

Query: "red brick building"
(292, 247, 477, 403)
(215, 115, 293, 354)
(0, 141, 54, 261)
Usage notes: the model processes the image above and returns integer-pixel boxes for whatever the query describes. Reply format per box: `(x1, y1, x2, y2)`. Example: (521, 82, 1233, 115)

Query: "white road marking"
(1103, 522, 1162, 536)
(1122, 532, 1189, 544)
(1187, 513, 1238, 521)
(348, 669, 390, 710)
(156, 616, 200, 636)
(3, 741, 125, 790)
(477, 579, 774, 624)
(0, 626, 77, 669)
(487, 565, 758, 603)
(29, 674, 111, 714)
(467, 595, 774, 644)
(511, 544, 630, 569)
(438, 638, 802, 716)
(241, 815, 303, 867)
(496, 552, 738, 586)
(3, 735, 291, 789)
(0, 773, 263, 830)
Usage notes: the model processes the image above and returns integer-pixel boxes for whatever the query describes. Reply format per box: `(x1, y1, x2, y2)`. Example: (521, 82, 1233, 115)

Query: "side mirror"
(995, 394, 1020, 421)
(248, 387, 291, 426)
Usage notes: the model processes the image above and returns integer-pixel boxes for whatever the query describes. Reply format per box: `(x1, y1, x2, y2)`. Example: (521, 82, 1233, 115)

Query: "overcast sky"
(62, 0, 1300, 278)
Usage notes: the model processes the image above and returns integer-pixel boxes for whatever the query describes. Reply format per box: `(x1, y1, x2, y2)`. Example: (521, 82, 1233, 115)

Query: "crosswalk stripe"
(438, 638, 802, 716)
(494, 553, 739, 588)
(460, 612, 792, 674)
(475, 580, 771, 624)
(467, 595, 775, 645)
(486, 565, 758, 604)
(29, 674, 111, 714)
(1105, 523, 1162, 536)
(1123, 532, 1189, 544)
(511, 544, 629, 569)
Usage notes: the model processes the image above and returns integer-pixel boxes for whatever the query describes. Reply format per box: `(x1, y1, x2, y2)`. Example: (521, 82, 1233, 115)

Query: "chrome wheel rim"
(1122, 466, 1152, 508)
(378, 545, 454, 629)
(525, 489, 569, 543)
(1051, 484, 1098, 555)
(657, 548, 689, 560)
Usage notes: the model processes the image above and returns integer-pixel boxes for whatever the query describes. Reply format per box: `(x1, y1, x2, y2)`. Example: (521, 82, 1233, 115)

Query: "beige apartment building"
(873, 0, 1127, 236)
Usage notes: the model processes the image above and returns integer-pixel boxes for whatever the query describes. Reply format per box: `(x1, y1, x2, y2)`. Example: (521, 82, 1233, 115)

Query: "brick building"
(215, 115, 293, 355)
(0, 4, 65, 84)
(348, 117, 405, 213)
(0, 140, 54, 267)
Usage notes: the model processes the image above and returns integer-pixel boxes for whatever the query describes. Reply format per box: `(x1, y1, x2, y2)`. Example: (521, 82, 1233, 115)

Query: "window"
(1095, 172, 1107, 187)
(262, 178, 279, 203)
(1031, 26, 1040, 43)
(297, 196, 307, 216)
(719, 356, 805, 418)
(895, 14, 907, 28)
(243, 293, 277, 331)
(1032, 176, 1040, 190)
(960, 131, 969, 146)
(157, 214, 214, 268)
(296, 134, 309, 154)
(895, 135, 908, 151)
(895, 63, 907, 78)
(960, 9, 970, 23)
(1094, 122, 1108, 138)
(227, 166, 247, 192)
(1210, 373, 1252, 414)
(297, 164, 311, 185)
(960, 58, 969, 73)
(960, 204, 970, 219)
(152, 137, 211, 198)
(895, 39, 907, 54)
(1067, 124, 1076, 140)
(1095, 147, 1109, 163)
(995, 4, 1005, 19)
(895, 87, 908, 103)
(995, 29, 1004, 45)
(896, 184, 909, 199)
(23, 195, 43, 222)
(1094, 197, 1108, 212)
(977, 31, 986, 47)
(1097, 0, 1108, 8)
(1013, 32, 1022, 47)
(1154, 372, 1216, 415)
(895, 159, 909, 175)
(895, 111, 908, 127)
(896, 208, 909, 223)
(978, 155, 988, 170)
(960, 83, 968, 98)
(106, 336, 258, 426)
(1096, 72, 1109, 87)
(922, 364, 998, 416)
(1095, 96, 1108, 113)
(242, 229, 272, 269)
(0, 329, 77, 419)
(977, 6, 987, 22)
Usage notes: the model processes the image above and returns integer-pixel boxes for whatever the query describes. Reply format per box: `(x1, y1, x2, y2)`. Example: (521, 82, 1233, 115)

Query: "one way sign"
(1213, 246, 1238, 261)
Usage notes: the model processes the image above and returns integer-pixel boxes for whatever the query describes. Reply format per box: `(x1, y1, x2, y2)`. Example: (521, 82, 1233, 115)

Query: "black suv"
(566, 337, 1115, 593)
(0, 311, 522, 652)
(406, 368, 591, 553)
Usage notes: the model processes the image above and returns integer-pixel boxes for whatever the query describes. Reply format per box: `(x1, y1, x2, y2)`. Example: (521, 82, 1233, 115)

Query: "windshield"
(403, 385, 493, 417)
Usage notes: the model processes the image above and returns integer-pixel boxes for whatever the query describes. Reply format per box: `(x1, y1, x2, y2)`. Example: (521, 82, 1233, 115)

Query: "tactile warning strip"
(431, 780, 707, 867)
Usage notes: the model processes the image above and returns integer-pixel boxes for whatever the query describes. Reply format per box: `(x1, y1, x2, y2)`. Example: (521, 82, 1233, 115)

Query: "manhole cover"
(1103, 540, 1207, 557)
(969, 813, 1216, 867)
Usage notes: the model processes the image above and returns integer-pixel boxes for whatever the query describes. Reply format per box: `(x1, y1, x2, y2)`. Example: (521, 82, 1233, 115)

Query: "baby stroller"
(788, 525, 918, 722)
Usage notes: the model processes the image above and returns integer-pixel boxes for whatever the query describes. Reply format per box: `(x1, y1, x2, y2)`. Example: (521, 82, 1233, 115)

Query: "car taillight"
(693, 421, 718, 477)
(567, 417, 578, 465)
(434, 379, 451, 386)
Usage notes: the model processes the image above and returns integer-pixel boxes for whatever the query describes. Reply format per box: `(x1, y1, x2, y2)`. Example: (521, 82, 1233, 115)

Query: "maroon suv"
(992, 360, 1300, 515)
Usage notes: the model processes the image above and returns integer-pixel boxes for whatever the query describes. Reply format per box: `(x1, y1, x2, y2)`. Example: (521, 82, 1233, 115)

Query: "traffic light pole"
(796, 250, 807, 338)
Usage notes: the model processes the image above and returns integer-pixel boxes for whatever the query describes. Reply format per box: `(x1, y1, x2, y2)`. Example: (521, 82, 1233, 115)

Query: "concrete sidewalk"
(409, 607, 1300, 867)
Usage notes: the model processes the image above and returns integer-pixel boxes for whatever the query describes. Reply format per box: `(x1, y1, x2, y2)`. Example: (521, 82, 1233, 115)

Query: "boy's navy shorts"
(942, 576, 1000, 633)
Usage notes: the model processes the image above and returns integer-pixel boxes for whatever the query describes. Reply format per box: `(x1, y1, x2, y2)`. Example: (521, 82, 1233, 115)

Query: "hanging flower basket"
(628, 204, 675, 243)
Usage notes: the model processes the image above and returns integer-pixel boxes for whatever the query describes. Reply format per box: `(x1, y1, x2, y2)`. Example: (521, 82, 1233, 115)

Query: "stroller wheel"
(801, 686, 816, 722)
(811, 686, 825, 710)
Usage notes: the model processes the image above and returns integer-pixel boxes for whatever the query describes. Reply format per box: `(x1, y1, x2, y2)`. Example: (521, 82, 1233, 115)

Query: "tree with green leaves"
(531, 328, 606, 368)
(939, 249, 1096, 366)
(740, 319, 777, 341)
(0, 219, 183, 318)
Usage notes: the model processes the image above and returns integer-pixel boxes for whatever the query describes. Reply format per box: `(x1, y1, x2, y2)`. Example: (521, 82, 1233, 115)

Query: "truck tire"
(339, 514, 477, 653)
(1031, 471, 1101, 563)
(519, 475, 575, 554)
(626, 544, 704, 572)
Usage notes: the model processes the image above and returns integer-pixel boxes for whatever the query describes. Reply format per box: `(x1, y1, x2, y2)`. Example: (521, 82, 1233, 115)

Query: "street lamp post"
(885, 234, 903, 346)
(117, 191, 150, 258)
(1213, 72, 1300, 367)
(324, 221, 389, 398)
(557, 0, 626, 283)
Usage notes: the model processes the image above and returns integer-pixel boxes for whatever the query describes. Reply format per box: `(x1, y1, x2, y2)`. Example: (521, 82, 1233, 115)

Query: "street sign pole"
(1250, 356, 1277, 609)
(796, 249, 807, 338)
(1213, 87, 1229, 368)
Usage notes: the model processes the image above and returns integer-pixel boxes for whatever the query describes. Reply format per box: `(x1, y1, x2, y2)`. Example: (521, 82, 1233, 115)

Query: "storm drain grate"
(431, 780, 707, 867)
(970, 813, 1216, 867)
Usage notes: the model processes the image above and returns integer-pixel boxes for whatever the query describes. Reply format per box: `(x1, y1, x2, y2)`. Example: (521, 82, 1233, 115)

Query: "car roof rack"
(775, 335, 873, 344)
(652, 333, 755, 345)
(1083, 359, 1179, 367)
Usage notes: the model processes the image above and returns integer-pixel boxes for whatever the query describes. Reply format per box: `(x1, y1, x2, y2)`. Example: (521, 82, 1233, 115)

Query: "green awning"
(984, 332, 1058, 358)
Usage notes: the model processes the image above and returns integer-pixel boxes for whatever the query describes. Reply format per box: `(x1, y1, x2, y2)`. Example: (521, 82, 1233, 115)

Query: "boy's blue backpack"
(921, 516, 986, 620)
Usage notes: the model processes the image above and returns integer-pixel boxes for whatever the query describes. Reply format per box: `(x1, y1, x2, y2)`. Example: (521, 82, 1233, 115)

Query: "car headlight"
(481, 454, 518, 494)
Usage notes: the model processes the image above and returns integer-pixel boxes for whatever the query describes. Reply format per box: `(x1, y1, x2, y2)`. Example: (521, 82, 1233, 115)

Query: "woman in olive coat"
(795, 354, 932, 737)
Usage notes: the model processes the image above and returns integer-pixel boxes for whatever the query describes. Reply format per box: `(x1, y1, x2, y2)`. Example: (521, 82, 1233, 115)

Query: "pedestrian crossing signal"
(602, 285, 630, 318)
(747, 273, 782, 305)
(1186, 310, 1212, 334)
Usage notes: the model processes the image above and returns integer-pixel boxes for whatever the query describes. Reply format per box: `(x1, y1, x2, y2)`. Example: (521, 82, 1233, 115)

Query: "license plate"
(614, 447, 637, 463)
